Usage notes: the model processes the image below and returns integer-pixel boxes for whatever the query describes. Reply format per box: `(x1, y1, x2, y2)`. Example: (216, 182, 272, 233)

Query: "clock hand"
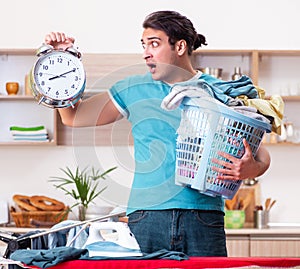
(43, 73, 66, 77)
(49, 68, 76, 80)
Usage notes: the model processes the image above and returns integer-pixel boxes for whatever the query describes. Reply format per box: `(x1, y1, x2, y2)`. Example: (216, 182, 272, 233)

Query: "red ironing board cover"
(28, 257, 300, 269)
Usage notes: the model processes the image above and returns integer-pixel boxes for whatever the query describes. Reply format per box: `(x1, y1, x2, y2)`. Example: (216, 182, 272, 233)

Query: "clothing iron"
(1, 210, 126, 258)
(83, 221, 142, 257)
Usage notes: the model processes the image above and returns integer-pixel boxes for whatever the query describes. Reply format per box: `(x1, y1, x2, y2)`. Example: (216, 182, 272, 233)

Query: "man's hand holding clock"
(30, 33, 86, 109)
(44, 32, 75, 51)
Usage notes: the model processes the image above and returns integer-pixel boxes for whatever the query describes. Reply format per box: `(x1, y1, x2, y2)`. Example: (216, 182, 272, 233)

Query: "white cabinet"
(250, 236, 300, 257)
(226, 235, 250, 257)
(226, 230, 300, 257)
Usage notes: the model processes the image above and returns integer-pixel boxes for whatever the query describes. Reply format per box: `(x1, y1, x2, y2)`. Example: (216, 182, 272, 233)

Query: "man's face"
(141, 28, 180, 83)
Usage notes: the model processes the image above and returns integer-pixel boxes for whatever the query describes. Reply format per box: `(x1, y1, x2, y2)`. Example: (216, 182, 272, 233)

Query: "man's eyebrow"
(141, 36, 162, 43)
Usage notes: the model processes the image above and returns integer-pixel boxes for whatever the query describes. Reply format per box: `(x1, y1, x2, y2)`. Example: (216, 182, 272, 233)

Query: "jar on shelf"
(231, 67, 242, 80)
(6, 82, 19, 95)
(285, 122, 294, 142)
(278, 123, 287, 142)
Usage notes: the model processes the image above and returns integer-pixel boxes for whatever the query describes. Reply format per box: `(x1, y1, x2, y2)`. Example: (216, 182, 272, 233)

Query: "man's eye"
(141, 41, 159, 49)
(152, 41, 159, 48)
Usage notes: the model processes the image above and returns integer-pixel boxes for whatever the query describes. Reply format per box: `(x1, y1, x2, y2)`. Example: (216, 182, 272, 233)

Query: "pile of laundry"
(161, 75, 284, 135)
(3, 216, 188, 269)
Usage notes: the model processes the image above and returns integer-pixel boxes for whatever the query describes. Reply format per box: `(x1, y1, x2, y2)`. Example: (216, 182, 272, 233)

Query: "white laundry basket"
(175, 97, 271, 199)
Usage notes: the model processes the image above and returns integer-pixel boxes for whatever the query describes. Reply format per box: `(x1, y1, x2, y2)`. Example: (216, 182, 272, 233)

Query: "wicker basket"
(11, 208, 69, 228)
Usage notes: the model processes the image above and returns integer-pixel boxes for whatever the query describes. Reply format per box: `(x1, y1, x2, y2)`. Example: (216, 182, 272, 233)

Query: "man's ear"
(176, 40, 187, 56)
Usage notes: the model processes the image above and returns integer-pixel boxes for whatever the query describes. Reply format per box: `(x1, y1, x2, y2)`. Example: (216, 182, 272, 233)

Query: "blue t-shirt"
(109, 72, 224, 215)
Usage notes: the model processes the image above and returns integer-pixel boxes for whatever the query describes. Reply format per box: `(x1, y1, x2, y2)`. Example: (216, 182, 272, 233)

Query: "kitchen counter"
(0, 226, 40, 233)
(1, 225, 300, 236)
(1, 226, 300, 258)
(226, 227, 300, 236)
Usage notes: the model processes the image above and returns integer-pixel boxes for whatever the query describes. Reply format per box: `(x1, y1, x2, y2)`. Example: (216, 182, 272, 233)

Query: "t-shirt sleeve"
(108, 83, 129, 118)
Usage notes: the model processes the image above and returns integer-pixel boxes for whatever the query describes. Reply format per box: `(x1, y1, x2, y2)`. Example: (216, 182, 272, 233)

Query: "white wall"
(2, 0, 300, 52)
(1, 0, 300, 224)
(0, 146, 134, 216)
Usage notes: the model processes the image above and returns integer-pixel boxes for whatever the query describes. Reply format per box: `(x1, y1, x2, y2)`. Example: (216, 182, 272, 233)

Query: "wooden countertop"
(2, 226, 300, 237)
(0, 226, 41, 233)
(226, 227, 300, 236)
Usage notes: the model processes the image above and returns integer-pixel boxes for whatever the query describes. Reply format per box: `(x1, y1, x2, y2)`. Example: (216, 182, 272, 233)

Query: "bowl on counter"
(225, 210, 245, 229)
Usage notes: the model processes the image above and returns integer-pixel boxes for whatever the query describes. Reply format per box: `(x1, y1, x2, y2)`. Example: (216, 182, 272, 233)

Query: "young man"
(44, 10, 270, 256)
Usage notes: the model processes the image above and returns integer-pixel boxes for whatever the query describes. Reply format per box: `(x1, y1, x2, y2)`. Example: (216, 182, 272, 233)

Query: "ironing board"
(20, 257, 300, 269)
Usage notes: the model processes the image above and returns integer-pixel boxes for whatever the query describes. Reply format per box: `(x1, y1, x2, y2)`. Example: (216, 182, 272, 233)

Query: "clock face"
(33, 51, 85, 100)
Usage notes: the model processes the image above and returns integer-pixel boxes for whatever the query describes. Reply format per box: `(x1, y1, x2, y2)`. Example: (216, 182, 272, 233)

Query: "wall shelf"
(1, 48, 299, 146)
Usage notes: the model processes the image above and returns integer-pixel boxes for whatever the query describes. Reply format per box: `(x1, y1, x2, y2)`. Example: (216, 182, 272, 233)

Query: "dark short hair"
(143, 10, 207, 55)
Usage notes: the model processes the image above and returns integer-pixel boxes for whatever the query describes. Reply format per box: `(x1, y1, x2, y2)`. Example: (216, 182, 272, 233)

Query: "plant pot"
(78, 205, 87, 221)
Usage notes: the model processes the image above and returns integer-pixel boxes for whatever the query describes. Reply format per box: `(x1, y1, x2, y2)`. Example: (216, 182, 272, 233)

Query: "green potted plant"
(49, 166, 117, 221)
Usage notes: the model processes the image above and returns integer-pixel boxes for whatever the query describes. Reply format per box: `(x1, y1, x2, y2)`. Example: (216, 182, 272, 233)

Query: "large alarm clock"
(30, 44, 86, 108)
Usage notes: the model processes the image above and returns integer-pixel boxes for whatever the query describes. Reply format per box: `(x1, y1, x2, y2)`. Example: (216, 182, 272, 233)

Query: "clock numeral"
(64, 89, 69, 95)
(49, 59, 54, 65)
(57, 58, 63, 64)
(75, 76, 79, 81)
(71, 84, 75, 88)
(56, 91, 60, 96)
(39, 72, 43, 77)
(41, 81, 45, 86)
(42, 65, 48, 70)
